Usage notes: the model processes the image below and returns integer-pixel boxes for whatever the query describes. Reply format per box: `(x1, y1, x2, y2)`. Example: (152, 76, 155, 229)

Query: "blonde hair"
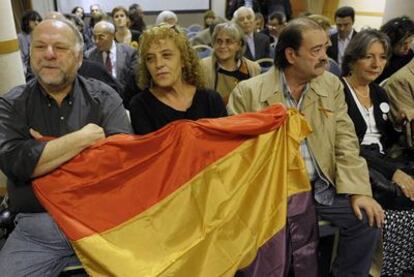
(138, 24, 205, 89)
(308, 14, 331, 31)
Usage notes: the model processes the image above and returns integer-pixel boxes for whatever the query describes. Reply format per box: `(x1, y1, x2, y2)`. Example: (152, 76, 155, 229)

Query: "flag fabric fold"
(33, 104, 317, 277)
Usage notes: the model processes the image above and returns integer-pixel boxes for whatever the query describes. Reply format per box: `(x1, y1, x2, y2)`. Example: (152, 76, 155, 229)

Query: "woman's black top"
(129, 88, 227, 135)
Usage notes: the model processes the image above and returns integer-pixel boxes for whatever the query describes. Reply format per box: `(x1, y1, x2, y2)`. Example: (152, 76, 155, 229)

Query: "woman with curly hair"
(129, 24, 227, 135)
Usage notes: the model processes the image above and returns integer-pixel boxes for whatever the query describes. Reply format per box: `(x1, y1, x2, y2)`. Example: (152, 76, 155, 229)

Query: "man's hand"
(78, 123, 105, 146)
(392, 169, 414, 201)
(31, 123, 105, 178)
(350, 195, 384, 228)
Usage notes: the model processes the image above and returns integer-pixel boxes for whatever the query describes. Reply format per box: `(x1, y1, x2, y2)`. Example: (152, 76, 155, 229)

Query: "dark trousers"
(316, 195, 380, 277)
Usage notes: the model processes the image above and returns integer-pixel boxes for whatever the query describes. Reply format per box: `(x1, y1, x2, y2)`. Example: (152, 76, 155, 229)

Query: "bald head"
(32, 19, 84, 54)
(93, 21, 115, 52)
(93, 21, 115, 34)
(30, 19, 84, 95)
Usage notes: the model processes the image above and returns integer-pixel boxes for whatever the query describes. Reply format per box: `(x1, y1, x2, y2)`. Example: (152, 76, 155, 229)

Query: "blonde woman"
(129, 24, 227, 134)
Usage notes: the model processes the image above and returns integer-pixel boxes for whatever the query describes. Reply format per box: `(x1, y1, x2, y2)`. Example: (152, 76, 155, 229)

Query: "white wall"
(32, 0, 227, 28)
(383, 0, 414, 23)
(338, 0, 386, 30)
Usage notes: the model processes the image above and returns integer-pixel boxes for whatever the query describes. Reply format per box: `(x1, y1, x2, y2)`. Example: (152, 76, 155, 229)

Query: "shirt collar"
(244, 33, 254, 39)
(280, 70, 309, 108)
(338, 29, 354, 41)
(106, 40, 116, 56)
(36, 76, 79, 103)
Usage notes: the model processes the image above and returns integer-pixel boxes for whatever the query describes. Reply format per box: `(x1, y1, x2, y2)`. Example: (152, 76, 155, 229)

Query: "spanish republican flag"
(33, 105, 317, 277)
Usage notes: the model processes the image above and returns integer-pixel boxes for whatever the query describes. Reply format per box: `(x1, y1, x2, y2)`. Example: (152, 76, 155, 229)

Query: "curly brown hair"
(137, 24, 205, 89)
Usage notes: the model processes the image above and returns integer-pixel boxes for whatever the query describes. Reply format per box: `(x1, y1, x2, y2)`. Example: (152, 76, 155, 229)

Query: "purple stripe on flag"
(236, 191, 318, 277)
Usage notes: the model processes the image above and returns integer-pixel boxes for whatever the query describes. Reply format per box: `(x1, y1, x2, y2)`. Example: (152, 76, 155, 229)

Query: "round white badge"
(379, 102, 390, 113)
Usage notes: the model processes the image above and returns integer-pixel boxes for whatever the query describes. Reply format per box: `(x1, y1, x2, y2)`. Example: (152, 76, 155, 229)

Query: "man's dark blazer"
(327, 30, 357, 63)
(244, 32, 270, 61)
(85, 43, 139, 108)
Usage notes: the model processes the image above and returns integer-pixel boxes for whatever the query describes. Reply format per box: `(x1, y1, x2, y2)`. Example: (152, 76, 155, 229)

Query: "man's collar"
(338, 29, 354, 41)
(37, 77, 79, 102)
(244, 32, 254, 39)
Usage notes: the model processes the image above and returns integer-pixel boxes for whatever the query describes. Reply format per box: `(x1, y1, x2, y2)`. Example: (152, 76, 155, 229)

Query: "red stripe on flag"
(34, 105, 287, 240)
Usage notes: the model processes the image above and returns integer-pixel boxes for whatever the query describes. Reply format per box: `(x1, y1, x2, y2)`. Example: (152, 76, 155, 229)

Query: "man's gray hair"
(155, 10, 178, 25)
(94, 21, 116, 34)
(233, 6, 255, 21)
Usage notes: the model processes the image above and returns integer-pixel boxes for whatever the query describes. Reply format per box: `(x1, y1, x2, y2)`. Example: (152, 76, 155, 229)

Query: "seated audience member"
(71, 6, 84, 20)
(203, 10, 216, 29)
(83, 5, 106, 50)
(261, 11, 287, 45)
(86, 21, 139, 108)
(226, 0, 263, 20)
(64, 13, 92, 54)
(384, 58, 414, 123)
(18, 10, 42, 75)
(129, 24, 227, 135)
(326, 6, 358, 68)
(0, 18, 131, 276)
(89, 3, 102, 15)
(233, 6, 270, 61)
(191, 16, 227, 47)
(309, 14, 342, 77)
(155, 10, 178, 26)
(341, 28, 414, 276)
(254, 12, 265, 32)
(228, 17, 383, 277)
(112, 6, 141, 49)
(376, 16, 414, 84)
(200, 22, 261, 104)
(128, 3, 146, 33)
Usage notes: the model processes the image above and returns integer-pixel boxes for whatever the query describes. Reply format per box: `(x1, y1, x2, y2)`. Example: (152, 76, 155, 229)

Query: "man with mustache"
(228, 17, 384, 276)
(0, 18, 132, 276)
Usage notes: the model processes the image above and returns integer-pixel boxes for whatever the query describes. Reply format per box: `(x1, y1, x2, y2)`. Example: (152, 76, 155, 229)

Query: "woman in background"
(18, 10, 42, 75)
(112, 6, 141, 49)
(71, 6, 84, 20)
(376, 16, 414, 84)
(203, 10, 216, 29)
(129, 24, 227, 135)
(200, 22, 260, 104)
(342, 29, 414, 276)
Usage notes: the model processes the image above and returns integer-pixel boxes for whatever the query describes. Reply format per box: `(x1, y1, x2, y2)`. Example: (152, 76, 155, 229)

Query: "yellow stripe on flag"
(72, 110, 311, 277)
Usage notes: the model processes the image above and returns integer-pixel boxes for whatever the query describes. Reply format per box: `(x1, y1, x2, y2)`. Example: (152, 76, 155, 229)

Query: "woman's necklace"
(347, 77, 370, 98)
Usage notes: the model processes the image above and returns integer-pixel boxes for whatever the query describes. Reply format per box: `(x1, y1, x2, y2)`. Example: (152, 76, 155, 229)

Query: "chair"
(60, 265, 87, 277)
(187, 24, 203, 33)
(318, 219, 339, 275)
(192, 44, 213, 59)
(187, 31, 198, 40)
(256, 58, 274, 73)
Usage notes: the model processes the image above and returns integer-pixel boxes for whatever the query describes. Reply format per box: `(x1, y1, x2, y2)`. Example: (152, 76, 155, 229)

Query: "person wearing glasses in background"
(200, 22, 261, 104)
